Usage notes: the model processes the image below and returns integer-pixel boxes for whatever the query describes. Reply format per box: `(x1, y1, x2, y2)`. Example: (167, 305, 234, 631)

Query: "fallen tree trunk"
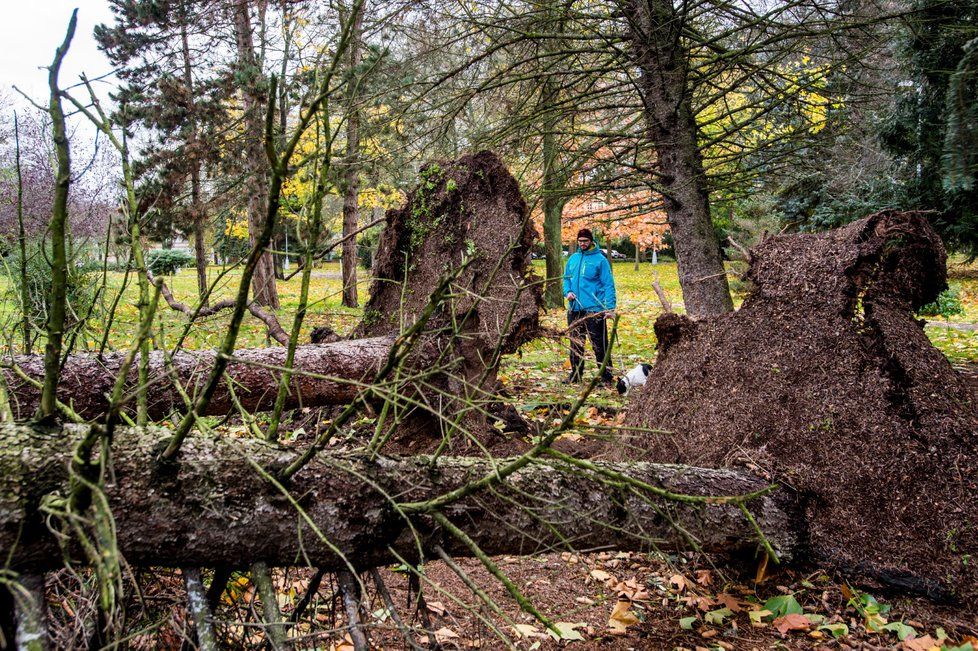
(0, 423, 800, 571)
(1, 337, 401, 421)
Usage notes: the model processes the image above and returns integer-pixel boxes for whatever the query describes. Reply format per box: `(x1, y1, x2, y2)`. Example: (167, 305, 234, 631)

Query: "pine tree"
(96, 0, 232, 302)
(879, 0, 978, 254)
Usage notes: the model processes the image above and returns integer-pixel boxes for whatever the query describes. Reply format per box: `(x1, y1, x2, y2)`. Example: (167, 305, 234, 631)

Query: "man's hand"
(566, 292, 577, 302)
(602, 310, 617, 320)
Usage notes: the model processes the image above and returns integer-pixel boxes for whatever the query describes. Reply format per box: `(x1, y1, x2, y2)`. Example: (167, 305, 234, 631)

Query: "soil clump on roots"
(625, 211, 978, 605)
(354, 150, 541, 450)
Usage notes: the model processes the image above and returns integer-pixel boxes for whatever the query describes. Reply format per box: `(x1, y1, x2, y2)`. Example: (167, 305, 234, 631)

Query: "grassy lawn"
(2, 257, 977, 407)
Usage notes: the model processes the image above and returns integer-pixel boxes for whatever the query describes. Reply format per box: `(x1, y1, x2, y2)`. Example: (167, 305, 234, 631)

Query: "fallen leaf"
(749, 609, 773, 627)
(705, 607, 733, 626)
(670, 574, 688, 592)
(763, 594, 803, 618)
(901, 634, 939, 651)
(590, 569, 613, 583)
(773, 613, 812, 635)
(511, 624, 545, 639)
(547, 622, 586, 642)
(716, 593, 744, 612)
(683, 594, 716, 611)
(818, 622, 849, 639)
(426, 601, 447, 616)
(700, 628, 718, 638)
(755, 553, 770, 583)
(614, 577, 651, 601)
(608, 599, 640, 635)
(695, 570, 714, 586)
(575, 596, 594, 605)
(328, 634, 355, 651)
(882, 621, 918, 641)
(679, 616, 697, 630)
(433, 627, 460, 643)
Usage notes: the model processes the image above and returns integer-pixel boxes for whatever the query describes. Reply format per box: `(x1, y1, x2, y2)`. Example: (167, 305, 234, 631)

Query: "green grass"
(0, 262, 370, 353)
(2, 257, 976, 404)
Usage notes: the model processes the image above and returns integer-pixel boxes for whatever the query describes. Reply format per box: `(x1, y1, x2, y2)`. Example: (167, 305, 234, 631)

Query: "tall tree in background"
(880, 0, 978, 254)
(96, 0, 229, 303)
(622, 0, 733, 316)
(341, 0, 365, 308)
(232, 0, 279, 308)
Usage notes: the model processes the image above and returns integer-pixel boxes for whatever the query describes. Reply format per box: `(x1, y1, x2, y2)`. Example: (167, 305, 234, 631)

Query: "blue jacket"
(563, 245, 616, 312)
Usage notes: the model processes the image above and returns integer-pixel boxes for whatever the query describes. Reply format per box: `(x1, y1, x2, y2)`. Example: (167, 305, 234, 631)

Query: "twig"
(149, 271, 290, 346)
(651, 268, 673, 312)
(289, 569, 326, 624)
(206, 567, 233, 612)
(281, 214, 387, 282)
(280, 259, 472, 479)
(369, 569, 425, 651)
(727, 235, 751, 261)
(431, 511, 557, 635)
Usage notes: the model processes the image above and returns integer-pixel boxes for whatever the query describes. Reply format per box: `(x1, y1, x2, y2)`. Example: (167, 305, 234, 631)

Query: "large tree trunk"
(341, 1, 364, 309)
(623, 0, 733, 318)
(0, 423, 799, 571)
(232, 0, 279, 309)
(2, 337, 401, 421)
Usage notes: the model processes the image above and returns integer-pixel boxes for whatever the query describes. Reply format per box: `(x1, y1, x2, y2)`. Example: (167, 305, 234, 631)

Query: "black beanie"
(577, 228, 594, 241)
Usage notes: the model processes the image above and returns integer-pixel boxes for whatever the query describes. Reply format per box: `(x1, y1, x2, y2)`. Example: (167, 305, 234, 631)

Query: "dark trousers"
(568, 310, 612, 381)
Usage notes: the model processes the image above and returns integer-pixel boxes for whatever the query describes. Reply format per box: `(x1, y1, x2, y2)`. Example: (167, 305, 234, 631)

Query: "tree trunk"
(2, 337, 401, 421)
(180, 1, 209, 305)
(541, 118, 567, 309)
(38, 14, 77, 420)
(623, 0, 733, 318)
(0, 423, 799, 571)
(341, 1, 364, 309)
(232, 0, 279, 309)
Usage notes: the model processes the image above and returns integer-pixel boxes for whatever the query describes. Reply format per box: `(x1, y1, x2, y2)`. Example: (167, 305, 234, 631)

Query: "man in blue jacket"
(563, 228, 617, 384)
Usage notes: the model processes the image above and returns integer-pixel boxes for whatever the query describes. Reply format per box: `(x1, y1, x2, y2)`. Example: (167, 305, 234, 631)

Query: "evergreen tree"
(879, 0, 978, 253)
(96, 0, 232, 300)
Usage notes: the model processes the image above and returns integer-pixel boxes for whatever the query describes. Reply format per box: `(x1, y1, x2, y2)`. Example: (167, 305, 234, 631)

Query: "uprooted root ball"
(626, 211, 978, 605)
(354, 151, 542, 450)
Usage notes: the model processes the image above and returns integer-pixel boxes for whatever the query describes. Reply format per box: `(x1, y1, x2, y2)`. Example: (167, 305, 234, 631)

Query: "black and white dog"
(616, 363, 652, 395)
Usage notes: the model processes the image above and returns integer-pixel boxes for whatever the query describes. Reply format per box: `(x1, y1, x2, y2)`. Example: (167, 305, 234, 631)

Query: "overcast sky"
(1, 1, 117, 107)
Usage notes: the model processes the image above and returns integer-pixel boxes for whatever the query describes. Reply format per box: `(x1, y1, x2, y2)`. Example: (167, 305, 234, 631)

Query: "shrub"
(917, 287, 965, 320)
(147, 249, 194, 275)
(2, 242, 102, 344)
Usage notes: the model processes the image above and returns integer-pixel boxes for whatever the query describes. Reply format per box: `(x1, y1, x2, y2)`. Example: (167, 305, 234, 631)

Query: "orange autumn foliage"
(532, 189, 670, 250)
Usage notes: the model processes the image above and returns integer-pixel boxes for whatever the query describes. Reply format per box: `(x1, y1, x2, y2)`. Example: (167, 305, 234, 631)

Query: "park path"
(925, 320, 978, 331)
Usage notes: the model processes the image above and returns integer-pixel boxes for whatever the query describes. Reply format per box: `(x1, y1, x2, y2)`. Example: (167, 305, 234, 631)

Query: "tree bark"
(542, 115, 568, 309)
(180, 0, 209, 305)
(0, 423, 799, 571)
(2, 337, 401, 421)
(623, 0, 734, 317)
(341, 1, 365, 309)
(232, 0, 279, 309)
(38, 13, 77, 419)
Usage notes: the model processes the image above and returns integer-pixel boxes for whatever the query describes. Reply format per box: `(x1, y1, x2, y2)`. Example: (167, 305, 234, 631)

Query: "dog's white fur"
(616, 363, 652, 395)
